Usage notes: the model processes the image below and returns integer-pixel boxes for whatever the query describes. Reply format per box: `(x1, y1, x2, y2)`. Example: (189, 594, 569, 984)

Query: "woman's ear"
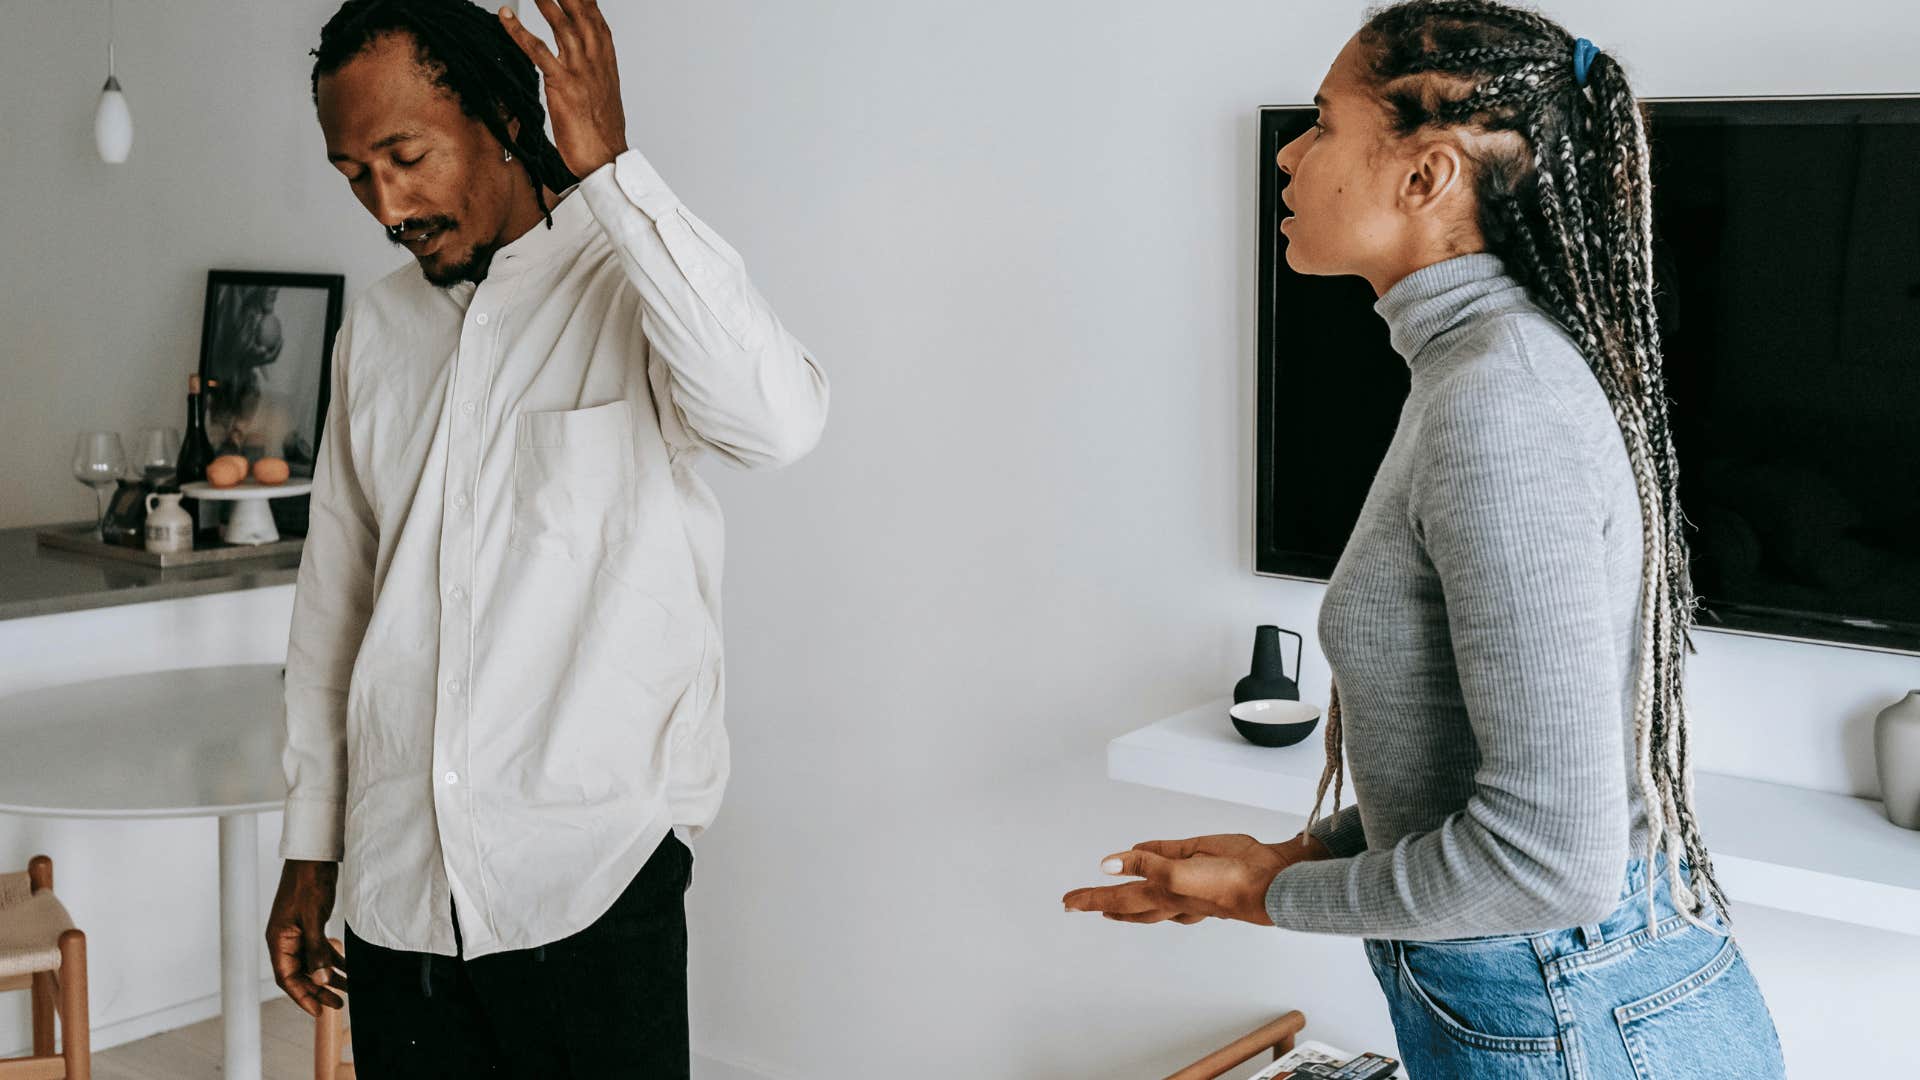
(1399, 138, 1468, 217)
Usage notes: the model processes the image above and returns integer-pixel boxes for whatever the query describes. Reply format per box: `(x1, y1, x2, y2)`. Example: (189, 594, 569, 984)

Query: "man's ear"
(1399, 139, 1468, 217)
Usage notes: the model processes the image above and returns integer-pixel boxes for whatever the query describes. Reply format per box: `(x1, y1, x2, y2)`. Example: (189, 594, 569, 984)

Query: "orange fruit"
(207, 455, 249, 488)
(252, 457, 290, 485)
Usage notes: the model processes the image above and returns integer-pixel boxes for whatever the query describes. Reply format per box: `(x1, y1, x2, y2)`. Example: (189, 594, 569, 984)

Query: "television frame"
(1253, 93, 1920, 657)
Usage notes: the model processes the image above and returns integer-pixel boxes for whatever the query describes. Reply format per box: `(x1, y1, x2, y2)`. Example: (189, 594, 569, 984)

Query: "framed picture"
(197, 269, 345, 478)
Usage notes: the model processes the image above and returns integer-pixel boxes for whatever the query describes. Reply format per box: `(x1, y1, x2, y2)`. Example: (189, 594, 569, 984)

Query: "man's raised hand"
(498, 0, 629, 178)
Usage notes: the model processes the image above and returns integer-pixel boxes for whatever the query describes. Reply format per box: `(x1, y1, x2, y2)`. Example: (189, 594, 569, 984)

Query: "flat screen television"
(1255, 95, 1920, 656)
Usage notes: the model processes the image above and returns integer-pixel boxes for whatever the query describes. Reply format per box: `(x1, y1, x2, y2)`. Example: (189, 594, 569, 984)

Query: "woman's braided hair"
(1304, 0, 1729, 935)
(310, 0, 577, 230)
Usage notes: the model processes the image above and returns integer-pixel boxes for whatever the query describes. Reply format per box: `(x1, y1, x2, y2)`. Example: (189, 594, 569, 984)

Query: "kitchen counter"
(0, 521, 301, 621)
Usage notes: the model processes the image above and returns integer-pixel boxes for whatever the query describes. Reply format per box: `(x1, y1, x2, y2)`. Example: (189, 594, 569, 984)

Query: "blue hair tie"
(1572, 37, 1600, 87)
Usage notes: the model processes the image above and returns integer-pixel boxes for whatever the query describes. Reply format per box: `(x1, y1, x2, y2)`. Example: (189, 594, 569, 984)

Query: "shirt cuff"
(573, 145, 761, 350)
(279, 797, 345, 862)
(1263, 855, 1355, 934)
(1306, 803, 1368, 859)
(577, 146, 683, 228)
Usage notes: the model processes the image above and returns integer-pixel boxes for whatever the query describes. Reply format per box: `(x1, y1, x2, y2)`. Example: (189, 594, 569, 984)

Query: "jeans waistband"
(1528, 850, 1723, 966)
(1365, 851, 1719, 966)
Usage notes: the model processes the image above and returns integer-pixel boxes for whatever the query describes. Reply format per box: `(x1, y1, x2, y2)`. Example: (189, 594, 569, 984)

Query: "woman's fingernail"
(1101, 857, 1124, 874)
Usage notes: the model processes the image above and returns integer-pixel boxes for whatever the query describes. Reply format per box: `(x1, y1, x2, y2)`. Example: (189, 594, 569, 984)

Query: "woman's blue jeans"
(1362, 854, 1786, 1079)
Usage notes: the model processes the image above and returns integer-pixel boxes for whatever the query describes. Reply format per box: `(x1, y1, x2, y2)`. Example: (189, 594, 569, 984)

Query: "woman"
(1062, 3, 1787, 1077)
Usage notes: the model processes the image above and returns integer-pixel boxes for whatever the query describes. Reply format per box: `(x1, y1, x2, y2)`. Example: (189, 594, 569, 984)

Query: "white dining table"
(0, 663, 291, 1080)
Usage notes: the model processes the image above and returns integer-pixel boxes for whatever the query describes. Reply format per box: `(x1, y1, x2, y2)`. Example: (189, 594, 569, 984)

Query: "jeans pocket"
(1615, 938, 1786, 1080)
(1394, 939, 1564, 1055)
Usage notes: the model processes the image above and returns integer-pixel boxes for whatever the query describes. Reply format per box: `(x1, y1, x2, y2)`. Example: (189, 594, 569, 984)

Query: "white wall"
(4, 1, 1919, 1077)
(616, 2, 1920, 1075)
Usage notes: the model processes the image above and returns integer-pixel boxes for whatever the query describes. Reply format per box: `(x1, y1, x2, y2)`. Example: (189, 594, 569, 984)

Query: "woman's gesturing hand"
(1062, 831, 1333, 926)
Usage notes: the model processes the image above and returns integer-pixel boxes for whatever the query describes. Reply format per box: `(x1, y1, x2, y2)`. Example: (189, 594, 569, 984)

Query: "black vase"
(1230, 625, 1317, 747)
(1233, 625, 1302, 703)
(101, 476, 154, 548)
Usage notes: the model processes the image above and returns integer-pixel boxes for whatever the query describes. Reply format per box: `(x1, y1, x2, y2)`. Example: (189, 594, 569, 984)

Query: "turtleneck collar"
(1372, 252, 1529, 367)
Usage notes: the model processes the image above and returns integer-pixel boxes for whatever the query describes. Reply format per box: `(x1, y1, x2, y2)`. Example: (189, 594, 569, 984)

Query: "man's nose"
(363, 174, 417, 229)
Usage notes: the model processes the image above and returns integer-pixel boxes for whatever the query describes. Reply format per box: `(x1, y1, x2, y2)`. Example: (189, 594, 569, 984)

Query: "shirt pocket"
(508, 400, 636, 560)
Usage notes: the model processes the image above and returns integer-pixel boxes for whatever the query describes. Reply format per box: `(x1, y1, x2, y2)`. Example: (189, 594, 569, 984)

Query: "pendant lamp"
(94, 0, 132, 163)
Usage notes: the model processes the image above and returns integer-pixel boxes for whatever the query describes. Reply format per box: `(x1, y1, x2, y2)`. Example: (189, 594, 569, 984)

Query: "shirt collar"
(492, 181, 590, 267)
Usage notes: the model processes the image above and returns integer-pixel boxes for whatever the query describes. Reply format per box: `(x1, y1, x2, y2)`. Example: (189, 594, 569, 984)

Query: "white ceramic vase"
(1874, 690, 1920, 830)
(143, 491, 192, 555)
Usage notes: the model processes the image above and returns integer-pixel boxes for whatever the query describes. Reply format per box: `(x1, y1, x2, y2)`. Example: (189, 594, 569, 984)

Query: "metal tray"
(34, 524, 305, 568)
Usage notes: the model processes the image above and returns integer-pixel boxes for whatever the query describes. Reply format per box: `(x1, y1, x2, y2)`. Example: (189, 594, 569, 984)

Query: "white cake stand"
(180, 478, 313, 545)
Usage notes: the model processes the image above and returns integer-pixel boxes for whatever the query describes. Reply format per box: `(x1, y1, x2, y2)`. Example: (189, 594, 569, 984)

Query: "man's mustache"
(387, 218, 457, 244)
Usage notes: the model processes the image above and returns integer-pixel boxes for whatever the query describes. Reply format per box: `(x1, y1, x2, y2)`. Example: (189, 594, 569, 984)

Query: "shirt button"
(445, 679, 462, 697)
(461, 400, 477, 416)
(449, 585, 466, 602)
(452, 492, 470, 510)
(475, 312, 490, 325)
(444, 771, 459, 785)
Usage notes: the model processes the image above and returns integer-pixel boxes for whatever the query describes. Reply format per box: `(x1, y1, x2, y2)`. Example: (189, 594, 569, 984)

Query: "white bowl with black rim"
(1228, 699, 1322, 748)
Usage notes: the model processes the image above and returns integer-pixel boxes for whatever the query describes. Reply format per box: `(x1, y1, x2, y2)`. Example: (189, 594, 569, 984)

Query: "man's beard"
(420, 238, 501, 288)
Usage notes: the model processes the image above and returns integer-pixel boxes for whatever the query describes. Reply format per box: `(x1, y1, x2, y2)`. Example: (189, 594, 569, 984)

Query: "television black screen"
(1255, 96, 1920, 655)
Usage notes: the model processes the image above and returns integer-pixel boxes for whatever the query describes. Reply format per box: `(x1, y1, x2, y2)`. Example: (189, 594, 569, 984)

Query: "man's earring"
(503, 148, 514, 163)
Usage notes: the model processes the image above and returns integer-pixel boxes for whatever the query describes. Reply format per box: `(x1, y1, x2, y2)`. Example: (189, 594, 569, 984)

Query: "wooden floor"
(89, 998, 341, 1080)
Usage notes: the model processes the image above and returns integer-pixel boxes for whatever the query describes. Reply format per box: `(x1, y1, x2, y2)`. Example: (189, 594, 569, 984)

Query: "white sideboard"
(1109, 700, 1920, 936)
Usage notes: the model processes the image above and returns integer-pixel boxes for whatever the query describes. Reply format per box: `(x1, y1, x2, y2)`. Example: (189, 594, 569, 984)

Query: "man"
(263, 1, 828, 1075)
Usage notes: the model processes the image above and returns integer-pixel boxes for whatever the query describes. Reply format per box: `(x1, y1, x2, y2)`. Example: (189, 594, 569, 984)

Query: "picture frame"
(196, 269, 345, 479)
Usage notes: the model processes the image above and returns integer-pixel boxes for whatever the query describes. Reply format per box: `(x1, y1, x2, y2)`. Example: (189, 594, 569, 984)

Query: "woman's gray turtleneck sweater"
(1265, 252, 1654, 940)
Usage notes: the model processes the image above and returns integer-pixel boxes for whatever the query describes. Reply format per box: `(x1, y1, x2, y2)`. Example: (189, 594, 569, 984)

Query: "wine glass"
(131, 426, 180, 485)
(71, 431, 127, 541)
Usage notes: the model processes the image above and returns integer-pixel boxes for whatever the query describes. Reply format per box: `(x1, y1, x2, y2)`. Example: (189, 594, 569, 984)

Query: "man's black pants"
(343, 832, 693, 1079)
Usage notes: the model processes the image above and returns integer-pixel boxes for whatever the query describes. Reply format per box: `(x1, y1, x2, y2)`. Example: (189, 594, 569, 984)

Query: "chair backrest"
(0, 871, 32, 910)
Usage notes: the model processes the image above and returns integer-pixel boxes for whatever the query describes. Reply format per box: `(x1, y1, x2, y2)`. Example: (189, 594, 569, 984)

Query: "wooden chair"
(0, 855, 89, 1080)
(312, 936, 354, 1079)
(1168, 1010, 1307, 1080)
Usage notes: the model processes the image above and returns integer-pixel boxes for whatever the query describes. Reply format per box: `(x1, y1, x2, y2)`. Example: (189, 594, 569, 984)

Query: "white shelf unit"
(1107, 701, 1920, 937)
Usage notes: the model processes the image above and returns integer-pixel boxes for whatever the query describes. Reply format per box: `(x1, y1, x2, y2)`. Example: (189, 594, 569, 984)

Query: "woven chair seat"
(0, 878, 78, 979)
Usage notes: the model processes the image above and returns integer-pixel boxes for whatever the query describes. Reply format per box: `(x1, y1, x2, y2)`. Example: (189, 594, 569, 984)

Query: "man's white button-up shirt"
(278, 148, 828, 959)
